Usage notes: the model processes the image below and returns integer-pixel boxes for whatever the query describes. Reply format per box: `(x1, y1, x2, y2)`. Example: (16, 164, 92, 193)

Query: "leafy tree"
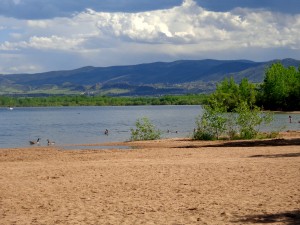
(286, 66, 300, 110)
(210, 77, 239, 111)
(239, 78, 257, 107)
(130, 117, 162, 141)
(259, 62, 300, 110)
(209, 77, 257, 111)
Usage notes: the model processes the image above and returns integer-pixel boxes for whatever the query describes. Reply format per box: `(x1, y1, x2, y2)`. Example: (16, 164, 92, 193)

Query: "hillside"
(0, 58, 299, 96)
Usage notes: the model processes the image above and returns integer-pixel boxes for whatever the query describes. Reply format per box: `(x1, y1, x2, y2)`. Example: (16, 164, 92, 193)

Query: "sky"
(0, 0, 300, 74)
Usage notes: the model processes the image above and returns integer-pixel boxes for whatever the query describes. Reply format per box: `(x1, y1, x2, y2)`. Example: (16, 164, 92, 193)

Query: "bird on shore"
(29, 138, 40, 145)
(47, 139, 55, 146)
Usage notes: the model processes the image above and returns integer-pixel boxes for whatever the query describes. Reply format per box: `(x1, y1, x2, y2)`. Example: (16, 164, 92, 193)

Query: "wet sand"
(0, 132, 300, 225)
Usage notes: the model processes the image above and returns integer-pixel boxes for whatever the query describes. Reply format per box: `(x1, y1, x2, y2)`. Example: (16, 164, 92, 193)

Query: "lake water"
(0, 106, 299, 148)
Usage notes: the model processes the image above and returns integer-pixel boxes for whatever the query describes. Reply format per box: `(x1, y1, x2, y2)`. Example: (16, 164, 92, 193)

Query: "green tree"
(259, 62, 300, 110)
(239, 78, 257, 107)
(209, 77, 258, 112)
(286, 66, 300, 110)
(210, 77, 239, 111)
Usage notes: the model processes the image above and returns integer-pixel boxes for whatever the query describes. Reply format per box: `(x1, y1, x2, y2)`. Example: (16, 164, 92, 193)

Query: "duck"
(47, 139, 55, 146)
(29, 138, 40, 145)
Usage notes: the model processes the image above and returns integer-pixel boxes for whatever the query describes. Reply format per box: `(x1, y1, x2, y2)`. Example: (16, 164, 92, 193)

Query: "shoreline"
(1, 132, 299, 224)
(1, 130, 300, 150)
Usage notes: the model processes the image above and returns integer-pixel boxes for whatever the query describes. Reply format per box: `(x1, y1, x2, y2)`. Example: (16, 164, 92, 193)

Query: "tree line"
(0, 94, 207, 107)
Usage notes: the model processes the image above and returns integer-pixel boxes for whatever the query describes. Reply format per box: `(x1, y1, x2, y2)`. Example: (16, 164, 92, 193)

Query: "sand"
(0, 132, 300, 225)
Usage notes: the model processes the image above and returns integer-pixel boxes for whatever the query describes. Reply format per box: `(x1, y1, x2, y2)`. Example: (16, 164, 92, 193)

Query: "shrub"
(130, 117, 162, 141)
(257, 131, 279, 139)
(235, 102, 273, 139)
(193, 101, 228, 140)
(193, 115, 215, 140)
(194, 100, 274, 141)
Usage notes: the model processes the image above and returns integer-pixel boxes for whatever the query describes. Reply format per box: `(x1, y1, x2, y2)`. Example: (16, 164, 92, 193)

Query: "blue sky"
(0, 0, 300, 74)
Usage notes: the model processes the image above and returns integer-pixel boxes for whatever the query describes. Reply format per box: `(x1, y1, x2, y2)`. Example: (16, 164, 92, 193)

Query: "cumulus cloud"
(0, 0, 300, 73)
(91, 0, 300, 49)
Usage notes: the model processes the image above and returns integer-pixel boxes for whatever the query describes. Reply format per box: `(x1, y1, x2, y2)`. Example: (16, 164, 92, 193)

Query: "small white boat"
(8, 107, 14, 110)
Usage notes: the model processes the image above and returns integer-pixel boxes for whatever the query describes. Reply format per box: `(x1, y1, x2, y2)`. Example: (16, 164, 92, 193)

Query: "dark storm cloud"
(195, 0, 300, 14)
(0, 0, 299, 20)
(0, 0, 182, 19)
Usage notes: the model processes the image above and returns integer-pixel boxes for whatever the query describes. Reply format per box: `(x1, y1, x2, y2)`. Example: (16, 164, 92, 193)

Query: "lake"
(0, 106, 299, 148)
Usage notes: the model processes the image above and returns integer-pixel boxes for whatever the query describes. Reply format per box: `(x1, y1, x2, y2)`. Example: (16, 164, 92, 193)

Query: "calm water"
(0, 106, 299, 148)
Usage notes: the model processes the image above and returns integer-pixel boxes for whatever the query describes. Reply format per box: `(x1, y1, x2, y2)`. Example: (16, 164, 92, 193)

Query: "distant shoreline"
(2, 105, 300, 113)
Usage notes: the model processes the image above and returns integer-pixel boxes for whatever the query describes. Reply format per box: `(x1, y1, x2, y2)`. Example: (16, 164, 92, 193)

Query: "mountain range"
(1, 58, 299, 96)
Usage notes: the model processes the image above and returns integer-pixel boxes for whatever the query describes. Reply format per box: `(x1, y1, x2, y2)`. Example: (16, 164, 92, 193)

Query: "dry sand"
(0, 131, 300, 225)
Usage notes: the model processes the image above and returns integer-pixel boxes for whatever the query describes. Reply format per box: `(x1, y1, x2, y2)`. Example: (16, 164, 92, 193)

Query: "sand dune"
(0, 133, 300, 224)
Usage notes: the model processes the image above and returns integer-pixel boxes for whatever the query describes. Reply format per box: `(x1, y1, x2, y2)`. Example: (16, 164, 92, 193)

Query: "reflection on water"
(0, 106, 299, 148)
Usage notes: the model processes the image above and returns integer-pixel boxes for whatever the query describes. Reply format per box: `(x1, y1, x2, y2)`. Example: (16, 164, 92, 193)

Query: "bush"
(130, 117, 162, 141)
(193, 100, 228, 140)
(193, 115, 215, 140)
(193, 100, 274, 141)
(257, 131, 279, 139)
(193, 128, 215, 141)
(235, 102, 273, 139)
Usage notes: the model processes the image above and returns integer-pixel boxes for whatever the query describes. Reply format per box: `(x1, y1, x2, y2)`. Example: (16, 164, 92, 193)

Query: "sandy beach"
(1, 132, 300, 225)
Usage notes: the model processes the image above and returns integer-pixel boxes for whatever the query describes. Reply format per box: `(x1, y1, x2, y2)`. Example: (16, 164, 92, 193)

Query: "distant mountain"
(1, 58, 299, 96)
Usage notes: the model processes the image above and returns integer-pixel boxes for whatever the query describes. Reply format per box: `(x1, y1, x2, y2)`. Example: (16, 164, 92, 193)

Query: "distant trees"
(0, 94, 208, 107)
(0, 96, 16, 106)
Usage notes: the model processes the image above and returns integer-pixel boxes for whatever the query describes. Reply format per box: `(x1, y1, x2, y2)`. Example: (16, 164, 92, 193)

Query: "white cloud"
(0, 0, 300, 74)
(1, 35, 86, 51)
(91, 0, 300, 49)
(28, 36, 85, 50)
(27, 20, 49, 28)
